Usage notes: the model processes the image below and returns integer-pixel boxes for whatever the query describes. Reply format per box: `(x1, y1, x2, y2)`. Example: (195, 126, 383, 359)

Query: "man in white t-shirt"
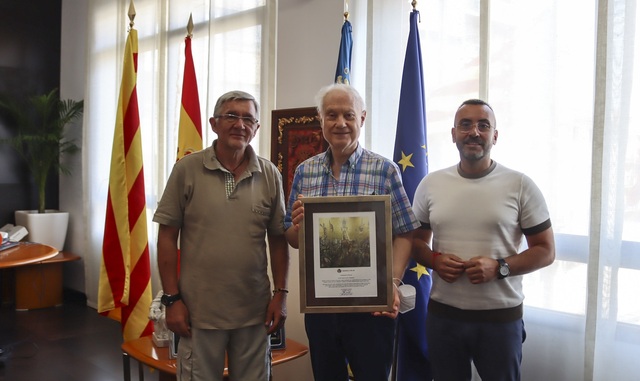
(412, 99, 556, 381)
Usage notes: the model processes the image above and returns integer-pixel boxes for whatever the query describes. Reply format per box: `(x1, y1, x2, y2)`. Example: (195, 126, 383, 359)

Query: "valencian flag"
(176, 15, 202, 161)
(98, 6, 154, 342)
(393, 8, 432, 381)
(334, 16, 352, 84)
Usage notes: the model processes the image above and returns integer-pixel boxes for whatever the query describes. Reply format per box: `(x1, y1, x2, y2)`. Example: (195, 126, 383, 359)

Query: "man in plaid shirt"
(284, 83, 420, 381)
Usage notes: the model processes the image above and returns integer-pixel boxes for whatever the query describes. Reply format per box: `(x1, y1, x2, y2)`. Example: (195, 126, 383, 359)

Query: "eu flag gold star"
(398, 151, 414, 172)
(409, 262, 429, 280)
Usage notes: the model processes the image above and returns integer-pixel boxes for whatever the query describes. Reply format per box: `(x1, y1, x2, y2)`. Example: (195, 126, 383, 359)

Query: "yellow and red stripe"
(98, 28, 154, 342)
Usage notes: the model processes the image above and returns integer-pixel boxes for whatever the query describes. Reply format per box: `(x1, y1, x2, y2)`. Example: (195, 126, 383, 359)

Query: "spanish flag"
(176, 15, 202, 161)
(98, 19, 154, 341)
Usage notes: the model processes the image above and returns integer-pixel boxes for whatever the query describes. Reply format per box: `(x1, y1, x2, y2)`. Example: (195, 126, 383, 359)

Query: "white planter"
(14, 210, 69, 251)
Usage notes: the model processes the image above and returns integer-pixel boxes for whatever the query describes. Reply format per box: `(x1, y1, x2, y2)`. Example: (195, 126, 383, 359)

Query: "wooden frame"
(270, 107, 328, 201)
(299, 195, 393, 313)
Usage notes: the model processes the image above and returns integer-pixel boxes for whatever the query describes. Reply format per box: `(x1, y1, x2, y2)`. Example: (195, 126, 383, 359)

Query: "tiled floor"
(0, 294, 154, 381)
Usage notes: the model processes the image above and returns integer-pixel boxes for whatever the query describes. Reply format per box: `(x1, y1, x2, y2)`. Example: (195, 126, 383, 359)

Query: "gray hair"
(314, 83, 365, 117)
(213, 90, 260, 119)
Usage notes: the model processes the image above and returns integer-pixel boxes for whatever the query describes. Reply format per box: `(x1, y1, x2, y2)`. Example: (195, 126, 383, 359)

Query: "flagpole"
(187, 13, 194, 37)
(335, 1, 353, 84)
(176, 13, 203, 161)
(128, 0, 136, 29)
(344, 0, 349, 20)
(392, 5, 417, 377)
(98, 0, 154, 341)
(392, 2, 433, 380)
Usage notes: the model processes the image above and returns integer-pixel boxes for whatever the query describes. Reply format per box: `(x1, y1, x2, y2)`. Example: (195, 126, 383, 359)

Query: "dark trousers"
(305, 313, 395, 381)
(426, 312, 525, 381)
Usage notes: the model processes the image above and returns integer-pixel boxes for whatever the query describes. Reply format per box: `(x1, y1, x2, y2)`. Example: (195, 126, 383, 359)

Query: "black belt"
(428, 298, 523, 323)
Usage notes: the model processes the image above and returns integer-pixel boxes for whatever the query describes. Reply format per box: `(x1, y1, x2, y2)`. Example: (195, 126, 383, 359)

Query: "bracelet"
(273, 288, 289, 295)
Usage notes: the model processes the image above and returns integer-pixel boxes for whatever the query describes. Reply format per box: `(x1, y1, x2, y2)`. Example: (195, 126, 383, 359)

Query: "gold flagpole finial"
(187, 13, 194, 38)
(128, 0, 136, 28)
(344, 0, 349, 20)
(411, 0, 417, 11)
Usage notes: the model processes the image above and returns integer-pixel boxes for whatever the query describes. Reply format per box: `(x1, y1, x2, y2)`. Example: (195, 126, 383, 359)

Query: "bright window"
(360, 0, 640, 379)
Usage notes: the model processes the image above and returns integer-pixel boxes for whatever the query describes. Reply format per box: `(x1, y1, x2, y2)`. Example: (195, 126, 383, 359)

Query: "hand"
(372, 284, 400, 319)
(265, 292, 287, 335)
(165, 300, 191, 338)
(464, 256, 499, 284)
(290, 195, 305, 232)
(433, 253, 466, 283)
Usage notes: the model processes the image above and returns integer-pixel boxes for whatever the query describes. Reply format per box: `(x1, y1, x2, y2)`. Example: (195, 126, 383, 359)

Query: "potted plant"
(0, 88, 83, 249)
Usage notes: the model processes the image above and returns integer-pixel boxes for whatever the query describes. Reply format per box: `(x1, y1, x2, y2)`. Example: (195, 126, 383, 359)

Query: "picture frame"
(299, 195, 393, 313)
(270, 107, 328, 201)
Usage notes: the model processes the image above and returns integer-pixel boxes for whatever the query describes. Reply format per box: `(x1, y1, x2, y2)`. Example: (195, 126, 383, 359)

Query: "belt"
(428, 298, 523, 323)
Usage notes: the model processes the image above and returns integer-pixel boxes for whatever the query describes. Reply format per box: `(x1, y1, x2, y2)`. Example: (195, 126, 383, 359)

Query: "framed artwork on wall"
(270, 107, 328, 201)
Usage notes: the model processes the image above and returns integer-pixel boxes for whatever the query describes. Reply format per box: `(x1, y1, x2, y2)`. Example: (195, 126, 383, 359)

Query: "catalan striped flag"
(98, 25, 154, 342)
(334, 17, 352, 84)
(393, 9, 433, 381)
(176, 18, 202, 161)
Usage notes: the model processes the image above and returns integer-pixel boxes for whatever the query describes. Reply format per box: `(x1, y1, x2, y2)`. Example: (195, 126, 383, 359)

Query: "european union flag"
(335, 19, 352, 84)
(392, 9, 433, 381)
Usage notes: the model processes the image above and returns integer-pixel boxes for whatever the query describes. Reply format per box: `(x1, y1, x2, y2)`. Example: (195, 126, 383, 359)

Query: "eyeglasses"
(214, 113, 259, 126)
(456, 121, 492, 133)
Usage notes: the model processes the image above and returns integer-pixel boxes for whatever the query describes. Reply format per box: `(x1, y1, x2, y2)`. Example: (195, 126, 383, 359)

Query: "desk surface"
(0, 242, 58, 269)
(122, 335, 309, 376)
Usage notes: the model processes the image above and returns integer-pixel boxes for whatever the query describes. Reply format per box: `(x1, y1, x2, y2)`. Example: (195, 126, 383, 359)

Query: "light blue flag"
(392, 9, 433, 381)
(335, 19, 352, 84)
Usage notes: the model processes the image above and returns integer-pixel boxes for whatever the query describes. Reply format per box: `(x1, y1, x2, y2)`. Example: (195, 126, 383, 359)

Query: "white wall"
(60, 0, 89, 296)
(276, 0, 344, 107)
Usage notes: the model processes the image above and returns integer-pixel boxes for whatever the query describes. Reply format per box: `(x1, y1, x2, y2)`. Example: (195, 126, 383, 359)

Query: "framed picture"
(299, 195, 393, 313)
(270, 107, 328, 201)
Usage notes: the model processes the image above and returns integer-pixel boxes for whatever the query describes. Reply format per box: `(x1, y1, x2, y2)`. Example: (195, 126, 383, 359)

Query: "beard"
(457, 136, 490, 161)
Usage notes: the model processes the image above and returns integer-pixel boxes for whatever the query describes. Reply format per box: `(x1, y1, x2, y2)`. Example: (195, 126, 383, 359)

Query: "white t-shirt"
(413, 161, 551, 310)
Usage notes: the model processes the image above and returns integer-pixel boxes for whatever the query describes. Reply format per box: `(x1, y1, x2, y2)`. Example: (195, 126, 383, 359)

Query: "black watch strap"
(161, 293, 182, 307)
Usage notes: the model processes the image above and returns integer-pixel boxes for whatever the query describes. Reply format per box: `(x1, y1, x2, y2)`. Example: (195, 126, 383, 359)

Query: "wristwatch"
(160, 293, 182, 307)
(497, 258, 510, 279)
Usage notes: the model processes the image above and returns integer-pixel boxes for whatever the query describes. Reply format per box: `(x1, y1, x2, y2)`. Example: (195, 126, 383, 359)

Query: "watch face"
(162, 293, 181, 306)
(500, 266, 509, 276)
(161, 294, 176, 306)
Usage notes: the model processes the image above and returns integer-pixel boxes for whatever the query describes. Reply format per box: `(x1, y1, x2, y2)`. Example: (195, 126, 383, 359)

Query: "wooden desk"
(0, 244, 82, 310)
(122, 335, 309, 381)
(14, 251, 81, 310)
(0, 242, 58, 268)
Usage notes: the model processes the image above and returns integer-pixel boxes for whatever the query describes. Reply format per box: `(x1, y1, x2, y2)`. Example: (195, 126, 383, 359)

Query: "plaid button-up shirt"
(284, 145, 419, 235)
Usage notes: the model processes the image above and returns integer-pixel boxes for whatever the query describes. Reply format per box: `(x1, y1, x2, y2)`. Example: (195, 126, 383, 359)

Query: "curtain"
(83, 0, 274, 306)
(362, 0, 640, 379)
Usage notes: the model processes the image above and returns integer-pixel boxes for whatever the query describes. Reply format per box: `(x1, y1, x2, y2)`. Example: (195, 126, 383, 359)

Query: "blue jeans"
(426, 312, 525, 381)
(305, 313, 396, 381)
